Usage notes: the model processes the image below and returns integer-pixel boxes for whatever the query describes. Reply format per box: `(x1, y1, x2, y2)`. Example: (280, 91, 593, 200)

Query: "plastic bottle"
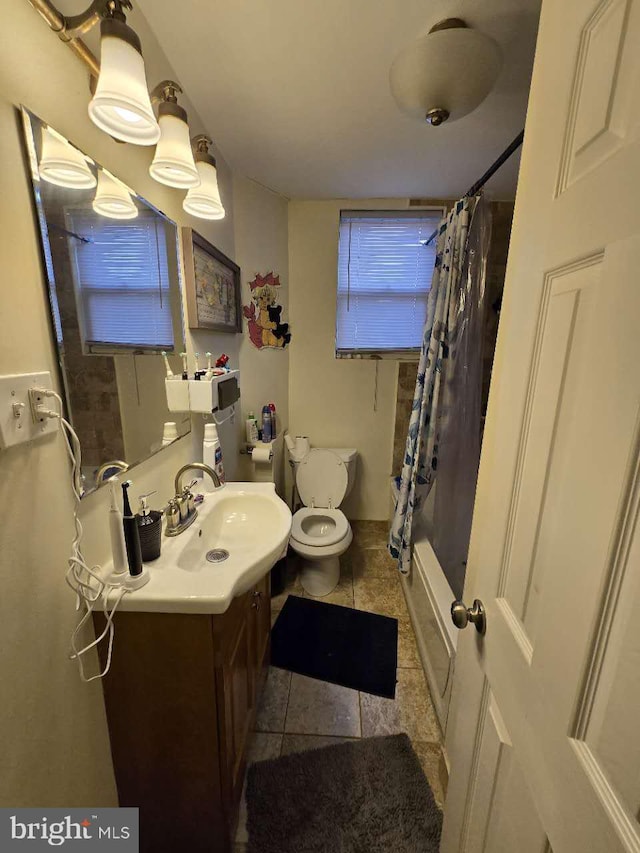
(246, 411, 259, 444)
(268, 402, 277, 438)
(203, 422, 225, 485)
(261, 405, 272, 443)
(108, 476, 128, 576)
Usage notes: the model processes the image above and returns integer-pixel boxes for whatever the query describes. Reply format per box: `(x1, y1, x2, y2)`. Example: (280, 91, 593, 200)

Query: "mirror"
(21, 107, 190, 496)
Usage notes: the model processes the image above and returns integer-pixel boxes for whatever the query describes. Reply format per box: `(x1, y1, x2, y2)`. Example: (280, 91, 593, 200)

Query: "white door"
(441, 1, 640, 851)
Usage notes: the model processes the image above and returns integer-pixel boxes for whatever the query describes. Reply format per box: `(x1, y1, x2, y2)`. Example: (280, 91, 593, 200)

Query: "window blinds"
(336, 210, 443, 355)
(66, 208, 174, 351)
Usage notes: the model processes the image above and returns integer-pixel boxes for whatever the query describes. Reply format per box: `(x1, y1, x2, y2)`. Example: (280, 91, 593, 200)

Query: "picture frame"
(182, 227, 242, 332)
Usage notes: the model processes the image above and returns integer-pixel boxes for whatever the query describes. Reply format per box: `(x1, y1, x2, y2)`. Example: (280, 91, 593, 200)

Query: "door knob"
(451, 599, 486, 635)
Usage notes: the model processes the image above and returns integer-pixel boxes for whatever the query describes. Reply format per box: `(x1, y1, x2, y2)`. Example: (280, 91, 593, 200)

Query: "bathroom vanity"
(94, 573, 270, 853)
(93, 481, 292, 853)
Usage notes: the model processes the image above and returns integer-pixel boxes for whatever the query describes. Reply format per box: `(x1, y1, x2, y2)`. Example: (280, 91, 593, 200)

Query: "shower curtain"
(389, 195, 490, 583)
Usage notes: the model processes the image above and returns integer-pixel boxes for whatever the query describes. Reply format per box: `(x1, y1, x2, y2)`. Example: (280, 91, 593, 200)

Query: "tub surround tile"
(360, 668, 440, 743)
(255, 667, 291, 733)
(285, 674, 361, 737)
(280, 734, 357, 756)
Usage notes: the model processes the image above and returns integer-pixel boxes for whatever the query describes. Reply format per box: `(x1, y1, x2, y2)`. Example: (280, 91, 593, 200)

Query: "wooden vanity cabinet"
(94, 574, 271, 853)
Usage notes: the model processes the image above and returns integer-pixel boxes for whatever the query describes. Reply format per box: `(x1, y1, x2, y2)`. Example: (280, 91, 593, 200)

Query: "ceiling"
(143, 1, 539, 199)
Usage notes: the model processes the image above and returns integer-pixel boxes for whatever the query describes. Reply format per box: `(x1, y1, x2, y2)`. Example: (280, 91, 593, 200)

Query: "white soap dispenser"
(108, 475, 128, 577)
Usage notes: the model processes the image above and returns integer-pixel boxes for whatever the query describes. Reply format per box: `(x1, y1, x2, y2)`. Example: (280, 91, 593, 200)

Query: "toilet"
(289, 447, 357, 596)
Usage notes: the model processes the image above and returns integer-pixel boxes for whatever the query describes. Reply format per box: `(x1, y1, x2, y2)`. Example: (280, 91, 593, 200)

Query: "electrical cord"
(34, 388, 131, 682)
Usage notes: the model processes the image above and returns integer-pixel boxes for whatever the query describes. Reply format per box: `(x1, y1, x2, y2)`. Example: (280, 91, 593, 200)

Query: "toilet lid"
(296, 448, 348, 508)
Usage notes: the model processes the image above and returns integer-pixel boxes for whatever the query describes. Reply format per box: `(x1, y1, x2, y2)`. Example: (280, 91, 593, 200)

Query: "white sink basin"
(105, 482, 292, 614)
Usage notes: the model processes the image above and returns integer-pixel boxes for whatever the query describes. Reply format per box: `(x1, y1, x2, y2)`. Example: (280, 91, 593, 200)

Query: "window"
(336, 209, 443, 356)
(66, 207, 175, 352)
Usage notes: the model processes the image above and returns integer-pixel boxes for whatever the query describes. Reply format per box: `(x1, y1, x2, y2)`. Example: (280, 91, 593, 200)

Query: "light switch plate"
(0, 371, 58, 449)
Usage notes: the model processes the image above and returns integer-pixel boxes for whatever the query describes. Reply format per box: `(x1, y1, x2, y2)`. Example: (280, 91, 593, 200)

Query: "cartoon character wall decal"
(243, 272, 291, 349)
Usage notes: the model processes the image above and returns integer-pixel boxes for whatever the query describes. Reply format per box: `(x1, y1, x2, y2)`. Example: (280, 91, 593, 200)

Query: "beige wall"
(0, 4, 288, 807)
(234, 174, 290, 479)
(288, 199, 424, 520)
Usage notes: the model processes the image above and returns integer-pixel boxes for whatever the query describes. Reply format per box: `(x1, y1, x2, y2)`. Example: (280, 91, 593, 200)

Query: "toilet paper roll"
(295, 436, 310, 459)
(252, 445, 272, 465)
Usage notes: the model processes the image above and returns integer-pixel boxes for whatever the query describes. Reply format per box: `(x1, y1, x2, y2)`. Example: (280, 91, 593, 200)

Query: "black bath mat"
(271, 595, 398, 698)
(246, 734, 442, 853)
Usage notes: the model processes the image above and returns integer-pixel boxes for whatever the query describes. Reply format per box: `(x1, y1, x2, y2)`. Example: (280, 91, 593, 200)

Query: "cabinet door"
(251, 574, 271, 685)
(215, 594, 253, 829)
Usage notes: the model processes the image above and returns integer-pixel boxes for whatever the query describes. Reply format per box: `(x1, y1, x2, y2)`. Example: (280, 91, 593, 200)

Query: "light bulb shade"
(39, 127, 96, 189)
(390, 27, 502, 123)
(149, 104, 200, 188)
(88, 19, 160, 145)
(182, 159, 225, 219)
(92, 169, 138, 219)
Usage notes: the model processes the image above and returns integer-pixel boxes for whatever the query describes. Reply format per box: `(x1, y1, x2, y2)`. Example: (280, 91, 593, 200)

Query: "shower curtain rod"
(424, 129, 525, 246)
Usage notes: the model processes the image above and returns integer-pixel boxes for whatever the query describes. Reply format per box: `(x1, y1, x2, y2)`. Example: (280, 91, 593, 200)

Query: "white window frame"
(335, 207, 445, 359)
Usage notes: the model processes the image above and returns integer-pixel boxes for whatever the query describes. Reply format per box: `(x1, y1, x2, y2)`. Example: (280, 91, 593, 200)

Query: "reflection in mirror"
(21, 107, 190, 496)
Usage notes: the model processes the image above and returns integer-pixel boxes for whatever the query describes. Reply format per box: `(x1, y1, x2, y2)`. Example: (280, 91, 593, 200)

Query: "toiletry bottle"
(249, 413, 259, 443)
(122, 481, 143, 576)
(262, 405, 272, 443)
(136, 492, 162, 562)
(269, 402, 277, 439)
(108, 476, 128, 576)
(246, 411, 258, 444)
(203, 422, 225, 484)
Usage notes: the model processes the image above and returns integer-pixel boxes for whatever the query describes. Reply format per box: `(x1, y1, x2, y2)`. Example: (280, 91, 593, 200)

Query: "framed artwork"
(182, 227, 241, 332)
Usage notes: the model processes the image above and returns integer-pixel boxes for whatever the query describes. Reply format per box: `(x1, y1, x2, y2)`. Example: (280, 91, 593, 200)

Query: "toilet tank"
(328, 448, 357, 499)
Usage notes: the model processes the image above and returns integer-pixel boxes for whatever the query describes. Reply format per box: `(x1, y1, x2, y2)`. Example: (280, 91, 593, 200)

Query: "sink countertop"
(100, 482, 292, 615)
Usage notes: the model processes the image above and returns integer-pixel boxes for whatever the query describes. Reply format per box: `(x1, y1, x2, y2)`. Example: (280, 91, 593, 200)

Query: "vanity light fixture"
(149, 82, 200, 188)
(88, 2, 160, 145)
(39, 126, 97, 189)
(183, 135, 225, 220)
(28, 0, 159, 144)
(92, 168, 138, 219)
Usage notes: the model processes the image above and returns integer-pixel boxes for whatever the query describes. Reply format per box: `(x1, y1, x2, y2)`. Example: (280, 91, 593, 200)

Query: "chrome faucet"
(95, 459, 129, 485)
(165, 463, 222, 537)
(174, 462, 221, 494)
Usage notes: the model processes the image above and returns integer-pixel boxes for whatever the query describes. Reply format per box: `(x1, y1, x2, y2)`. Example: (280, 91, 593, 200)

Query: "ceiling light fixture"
(39, 126, 97, 189)
(149, 81, 200, 188)
(389, 18, 502, 126)
(183, 135, 225, 220)
(88, 2, 160, 145)
(92, 168, 138, 219)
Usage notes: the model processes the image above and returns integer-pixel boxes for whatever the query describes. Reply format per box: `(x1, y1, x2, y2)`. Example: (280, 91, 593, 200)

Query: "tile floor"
(235, 520, 445, 850)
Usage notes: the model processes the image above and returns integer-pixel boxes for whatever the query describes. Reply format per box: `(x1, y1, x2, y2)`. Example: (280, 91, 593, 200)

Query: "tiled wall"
(391, 201, 515, 474)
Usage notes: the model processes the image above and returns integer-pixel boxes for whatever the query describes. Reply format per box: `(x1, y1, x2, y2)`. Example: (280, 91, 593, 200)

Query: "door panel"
(442, 0, 640, 850)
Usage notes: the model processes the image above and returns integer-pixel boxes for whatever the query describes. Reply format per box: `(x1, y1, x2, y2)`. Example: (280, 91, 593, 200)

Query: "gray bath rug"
(246, 733, 442, 853)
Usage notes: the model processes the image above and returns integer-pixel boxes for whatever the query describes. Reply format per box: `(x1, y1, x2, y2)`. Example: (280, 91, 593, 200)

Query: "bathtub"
(391, 483, 458, 733)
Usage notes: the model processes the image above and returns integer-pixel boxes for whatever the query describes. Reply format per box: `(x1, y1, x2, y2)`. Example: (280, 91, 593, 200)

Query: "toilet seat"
(291, 507, 349, 548)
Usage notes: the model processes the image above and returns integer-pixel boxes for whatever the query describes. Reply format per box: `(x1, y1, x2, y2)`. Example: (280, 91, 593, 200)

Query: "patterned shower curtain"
(389, 196, 478, 574)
